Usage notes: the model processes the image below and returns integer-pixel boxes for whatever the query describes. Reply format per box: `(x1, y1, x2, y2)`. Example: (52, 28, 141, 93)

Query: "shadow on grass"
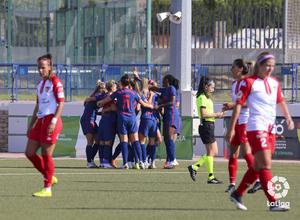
(49, 207, 233, 212)
(61, 188, 216, 193)
(0, 195, 27, 197)
(72, 180, 193, 185)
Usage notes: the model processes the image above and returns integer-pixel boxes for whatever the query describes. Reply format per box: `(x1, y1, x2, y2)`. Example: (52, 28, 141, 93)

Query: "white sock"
(44, 187, 51, 192)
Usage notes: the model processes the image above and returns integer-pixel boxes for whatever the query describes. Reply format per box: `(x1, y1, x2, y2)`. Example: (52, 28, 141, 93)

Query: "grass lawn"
(0, 159, 299, 220)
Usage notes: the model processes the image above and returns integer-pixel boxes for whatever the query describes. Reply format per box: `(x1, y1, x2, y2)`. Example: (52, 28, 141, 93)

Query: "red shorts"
(230, 123, 248, 146)
(247, 130, 276, 155)
(28, 114, 63, 144)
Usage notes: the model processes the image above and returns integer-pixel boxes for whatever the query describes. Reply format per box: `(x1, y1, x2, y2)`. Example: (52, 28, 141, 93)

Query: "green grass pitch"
(0, 159, 299, 220)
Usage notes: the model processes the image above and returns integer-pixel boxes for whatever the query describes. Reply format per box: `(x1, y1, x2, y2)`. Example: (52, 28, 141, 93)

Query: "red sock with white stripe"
(42, 154, 55, 188)
(27, 154, 45, 176)
(228, 157, 238, 185)
(259, 168, 276, 202)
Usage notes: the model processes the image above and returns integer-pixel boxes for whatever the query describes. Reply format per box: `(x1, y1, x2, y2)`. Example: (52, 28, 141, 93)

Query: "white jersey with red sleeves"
(231, 80, 249, 124)
(236, 75, 284, 132)
(36, 74, 64, 118)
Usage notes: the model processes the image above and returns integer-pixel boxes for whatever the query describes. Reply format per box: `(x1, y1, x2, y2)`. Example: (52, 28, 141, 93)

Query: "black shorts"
(198, 121, 215, 144)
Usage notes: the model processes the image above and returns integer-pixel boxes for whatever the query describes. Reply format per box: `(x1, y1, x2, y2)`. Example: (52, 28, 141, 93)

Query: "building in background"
(0, 0, 147, 64)
(1, 0, 300, 64)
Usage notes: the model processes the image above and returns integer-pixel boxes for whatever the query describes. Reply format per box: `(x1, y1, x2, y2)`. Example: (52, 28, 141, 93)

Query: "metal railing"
(191, 63, 299, 103)
(152, 0, 285, 49)
(0, 63, 298, 103)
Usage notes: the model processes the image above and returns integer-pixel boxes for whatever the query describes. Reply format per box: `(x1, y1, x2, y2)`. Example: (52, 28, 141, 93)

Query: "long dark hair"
(233, 59, 249, 75)
(196, 76, 214, 98)
(120, 74, 131, 86)
(163, 74, 179, 90)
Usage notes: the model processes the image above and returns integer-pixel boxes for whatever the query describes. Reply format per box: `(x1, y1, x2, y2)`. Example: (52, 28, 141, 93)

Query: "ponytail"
(233, 59, 249, 75)
(196, 76, 214, 98)
(37, 53, 53, 76)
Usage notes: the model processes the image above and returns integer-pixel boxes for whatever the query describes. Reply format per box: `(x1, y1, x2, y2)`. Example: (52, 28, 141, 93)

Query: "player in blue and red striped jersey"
(151, 75, 180, 169)
(110, 79, 142, 169)
(138, 78, 158, 169)
(149, 80, 163, 144)
(96, 80, 118, 168)
(81, 81, 106, 168)
(97, 74, 153, 169)
(25, 53, 64, 197)
(171, 82, 181, 166)
(146, 80, 163, 168)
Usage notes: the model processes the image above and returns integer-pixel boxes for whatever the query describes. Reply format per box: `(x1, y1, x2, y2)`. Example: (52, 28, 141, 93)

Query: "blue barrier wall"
(0, 63, 299, 102)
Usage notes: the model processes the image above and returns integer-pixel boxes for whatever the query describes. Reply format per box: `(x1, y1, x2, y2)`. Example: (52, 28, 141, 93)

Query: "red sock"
(42, 154, 55, 188)
(228, 157, 238, 184)
(244, 153, 254, 168)
(27, 154, 45, 176)
(236, 167, 258, 196)
(259, 169, 276, 202)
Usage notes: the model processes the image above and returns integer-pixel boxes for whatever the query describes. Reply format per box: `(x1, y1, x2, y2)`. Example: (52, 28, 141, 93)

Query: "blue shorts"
(117, 116, 138, 135)
(163, 115, 180, 137)
(80, 116, 98, 135)
(175, 118, 182, 135)
(97, 113, 117, 141)
(154, 117, 161, 131)
(138, 118, 157, 138)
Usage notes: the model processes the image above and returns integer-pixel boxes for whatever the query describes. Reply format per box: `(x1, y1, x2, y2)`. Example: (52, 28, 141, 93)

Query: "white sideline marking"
(0, 171, 227, 176)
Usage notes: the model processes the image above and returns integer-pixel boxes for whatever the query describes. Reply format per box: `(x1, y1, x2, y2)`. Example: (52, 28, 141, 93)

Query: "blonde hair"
(141, 78, 149, 91)
(96, 80, 106, 91)
(106, 80, 117, 92)
(96, 79, 103, 87)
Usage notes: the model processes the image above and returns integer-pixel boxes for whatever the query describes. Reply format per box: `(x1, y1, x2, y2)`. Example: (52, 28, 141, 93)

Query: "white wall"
(7, 101, 300, 158)
(8, 102, 84, 155)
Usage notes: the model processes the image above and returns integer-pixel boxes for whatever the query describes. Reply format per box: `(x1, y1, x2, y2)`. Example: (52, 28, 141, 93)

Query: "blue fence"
(191, 63, 299, 103)
(0, 63, 299, 102)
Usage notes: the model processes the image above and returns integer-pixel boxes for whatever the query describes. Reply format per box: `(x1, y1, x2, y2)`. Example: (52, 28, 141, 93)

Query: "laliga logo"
(267, 176, 290, 199)
(275, 119, 285, 136)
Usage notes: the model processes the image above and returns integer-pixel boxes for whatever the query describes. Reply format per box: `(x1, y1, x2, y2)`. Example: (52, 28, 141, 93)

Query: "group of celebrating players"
(25, 52, 294, 212)
(80, 72, 181, 170)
